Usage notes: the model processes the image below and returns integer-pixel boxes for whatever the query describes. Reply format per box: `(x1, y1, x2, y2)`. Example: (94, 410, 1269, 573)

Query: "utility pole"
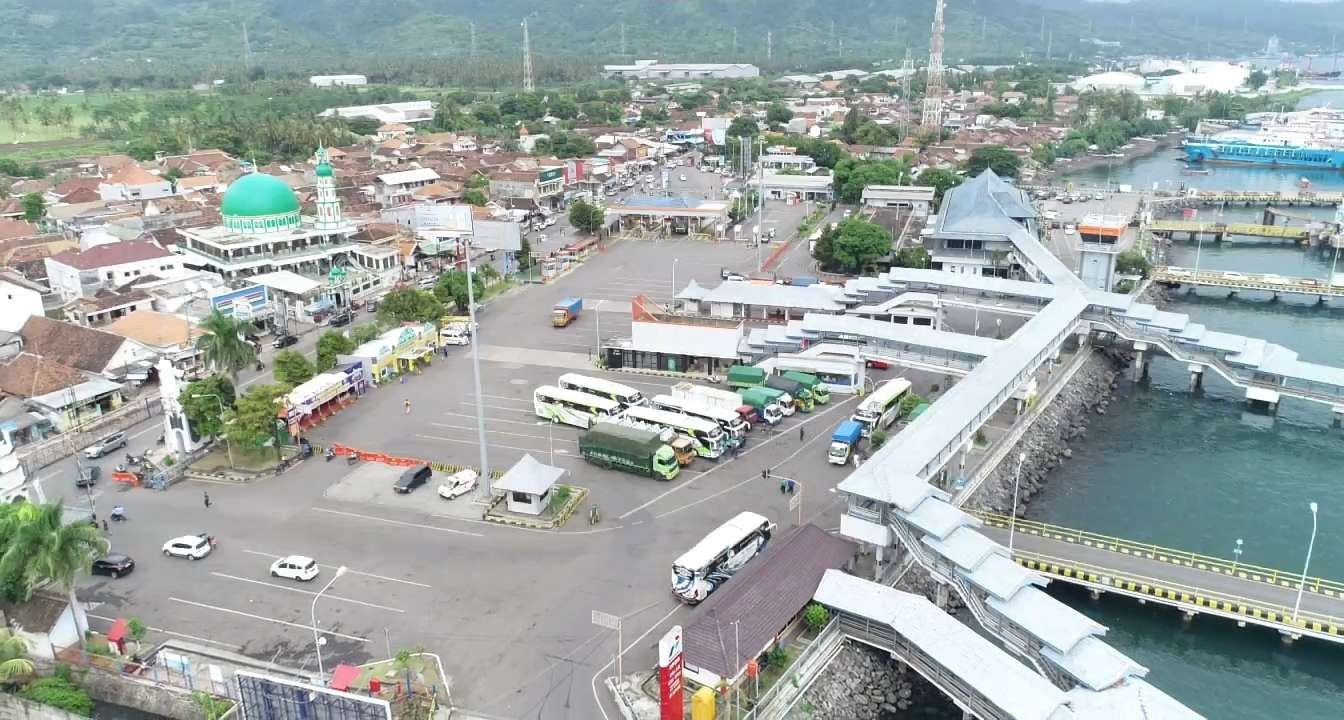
(1039, 16, 1045, 44)
(767, 31, 773, 63)
(981, 16, 987, 42)
(830, 20, 835, 55)
(521, 18, 535, 92)
(242, 22, 251, 69)
(462, 239, 492, 498)
(469, 22, 477, 57)
(900, 48, 914, 139)
(1046, 31, 1053, 61)
(732, 26, 737, 56)
(620, 23, 626, 56)
(756, 138, 765, 272)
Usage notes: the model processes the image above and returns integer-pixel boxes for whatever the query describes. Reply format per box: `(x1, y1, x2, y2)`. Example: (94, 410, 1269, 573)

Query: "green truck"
(782, 371, 830, 405)
(766, 375, 813, 412)
(578, 423, 681, 480)
(740, 387, 786, 425)
(727, 365, 766, 389)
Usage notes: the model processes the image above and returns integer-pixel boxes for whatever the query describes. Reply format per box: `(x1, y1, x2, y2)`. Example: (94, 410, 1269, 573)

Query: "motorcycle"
(110, 505, 127, 522)
(346, 454, 359, 466)
(255, 360, 265, 372)
(125, 453, 143, 467)
(325, 448, 336, 462)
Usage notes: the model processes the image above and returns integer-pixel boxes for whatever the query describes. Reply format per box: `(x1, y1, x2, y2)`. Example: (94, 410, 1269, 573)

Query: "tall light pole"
(536, 419, 555, 465)
(1007, 452, 1027, 555)
(1232, 538, 1244, 573)
(594, 299, 606, 359)
(311, 565, 348, 677)
(191, 393, 234, 469)
(756, 137, 766, 273)
(462, 239, 492, 498)
(1292, 501, 1319, 623)
(672, 259, 679, 307)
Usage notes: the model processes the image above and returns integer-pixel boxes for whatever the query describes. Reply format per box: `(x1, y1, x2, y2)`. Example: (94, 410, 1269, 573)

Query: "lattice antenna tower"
(900, 48, 914, 138)
(921, 0, 946, 129)
(522, 18, 535, 92)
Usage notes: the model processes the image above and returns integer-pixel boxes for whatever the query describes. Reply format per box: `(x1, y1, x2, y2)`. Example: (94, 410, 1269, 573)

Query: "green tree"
(839, 108, 861, 144)
(726, 115, 759, 140)
(802, 603, 830, 633)
(892, 246, 931, 269)
(1247, 70, 1268, 90)
(914, 168, 962, 209)
(765, 103, 793, 126)
(21, 674, 94, 716)
(1030, 143, 1056, 166)
(225, 384, 289, 452)
(272, 350, 315, 385)
(568, 199, 606, 233)
(377, 288, 444, 325)
(345, 117, 381, 136)
(548, 97, 579, 120)
(462, 189, 488, 206)
(20, 192, 45, 224)
(834, 158, 910, 204)
(965, 145, 1022, 177)
(434, 270, 484, 312)
(350, 323, 381, 345)
(472, 103, 501, 126)
(0, 504, 104, 647)
(179, 376, 237, 439)
(1116, 249, 1151, 277)
(194, 310, 255, 381)
(516, 236, 534, 271)
(0, 628, 33, 683)
(826, 218, 890, 274)
(315, 331, 356, 371)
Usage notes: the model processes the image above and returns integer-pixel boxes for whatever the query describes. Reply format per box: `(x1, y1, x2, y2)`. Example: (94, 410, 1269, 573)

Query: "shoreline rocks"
(788, 642, 957, 720)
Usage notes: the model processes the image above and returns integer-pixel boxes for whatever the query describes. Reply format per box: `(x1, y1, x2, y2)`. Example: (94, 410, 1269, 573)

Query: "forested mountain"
(1, 0, 1341, 86)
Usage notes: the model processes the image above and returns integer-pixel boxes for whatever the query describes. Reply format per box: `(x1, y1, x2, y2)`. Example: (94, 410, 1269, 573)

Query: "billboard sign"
(539, 168, 564, 184)
(413, 204, 473, 234)
(211, 285, 269, 319)
(235, 670, 391, 720)
(657, 625, 684, 720)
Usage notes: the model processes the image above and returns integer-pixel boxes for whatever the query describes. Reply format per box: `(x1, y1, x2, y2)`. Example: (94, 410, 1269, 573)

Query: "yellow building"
(344, 323, 437, 383)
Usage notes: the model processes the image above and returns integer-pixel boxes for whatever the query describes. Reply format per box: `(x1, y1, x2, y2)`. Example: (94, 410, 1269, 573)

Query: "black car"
(393, 465, 432, 494)
(91, 554, 135, 579)
(75, 466, 100, 488)
(272, 334, 299, 349)
(329, 312, 353, 327)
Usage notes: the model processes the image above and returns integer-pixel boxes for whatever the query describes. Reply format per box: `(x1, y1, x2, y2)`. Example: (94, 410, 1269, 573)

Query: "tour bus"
(533, 385, 624, 429)
(557, 373, 647, 409)
(671, 511, 776, 604)
(648, 394, 749, 447)
(851, 378, 912, 436)
(622, 406, 728, 459)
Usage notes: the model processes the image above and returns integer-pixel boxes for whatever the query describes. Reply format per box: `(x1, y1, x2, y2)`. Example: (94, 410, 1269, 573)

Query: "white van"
(439, 323, 471, 346)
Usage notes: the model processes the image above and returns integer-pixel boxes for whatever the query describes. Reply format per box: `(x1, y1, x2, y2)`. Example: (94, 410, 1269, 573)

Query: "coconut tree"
(195, 310, 256, 381)
(2, 504, 105, 648)
(0, 628, 33, 684)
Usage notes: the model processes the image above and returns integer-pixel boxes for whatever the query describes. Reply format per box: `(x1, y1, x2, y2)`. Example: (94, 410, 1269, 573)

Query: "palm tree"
(196, 310, 256, 381)
(2, 504, 104, 648)
(0, 628, 33, 684)
(989, 249, 1011, 279)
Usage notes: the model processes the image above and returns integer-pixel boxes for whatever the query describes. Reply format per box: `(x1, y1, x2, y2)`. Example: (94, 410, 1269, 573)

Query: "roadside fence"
(18, 395, 162, 471)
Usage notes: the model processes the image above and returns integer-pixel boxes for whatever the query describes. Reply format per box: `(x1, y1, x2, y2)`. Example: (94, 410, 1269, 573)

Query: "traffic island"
(480, 454, 587, 529)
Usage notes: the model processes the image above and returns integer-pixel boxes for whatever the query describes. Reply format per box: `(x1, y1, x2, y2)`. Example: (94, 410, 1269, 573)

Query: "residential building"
(105, 310, 202, 368)
(923, 169, 1037, 278)
(377, 123, 414, 141)
(488, 168, 565, 208)
(376, 168, 441, 207)
(310, 74, 368, 87)
(318, 100, 435, 124)
(0, 219, 39, 242)
(18, 315, 155, 378)
(861, 185, 937, 216)
(97, 165, 174, 202)
(604, 60, 760, 81)
(44, 241, 184, 303)
(70, 287, 155, 327)
(0, 272, 45, 332)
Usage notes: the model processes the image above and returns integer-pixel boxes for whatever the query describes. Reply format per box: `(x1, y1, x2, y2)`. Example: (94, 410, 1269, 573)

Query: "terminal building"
(758, 171, 833, 202)
(603, 61, 760, 80)
(605, 196, 730, 237)
(861, 185, 936, 217)
(922, 170, 1038, 278)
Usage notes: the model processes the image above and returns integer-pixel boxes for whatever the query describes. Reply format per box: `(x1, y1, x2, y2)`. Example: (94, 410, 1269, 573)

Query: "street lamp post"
(462, 240, 492, 498)
(536, 419, 555, 465)
(1292, 502, 1319, 623)
(311, 565, 348, 677)
(1007, 452, 1027, 555)
(191, 394, 234, 469)
(672, 259, 679, 308)
(594, 299, 606, 360)
(1232, 538, 1244, 574)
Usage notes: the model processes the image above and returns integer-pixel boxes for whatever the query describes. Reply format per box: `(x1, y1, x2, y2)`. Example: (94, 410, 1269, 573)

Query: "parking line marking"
(441, 412, 542, 428)
(87, 613, 242, 650)
(209, 572, 405, 612)
(168, 597, 368, 641)
(312, 506, 485, 537)
(480, 394, 530, 404)
(237, 550, 434, 589)
(415, 433, 580, 460)
(461, 402, 535, 414)
(430, 422, 578, 444)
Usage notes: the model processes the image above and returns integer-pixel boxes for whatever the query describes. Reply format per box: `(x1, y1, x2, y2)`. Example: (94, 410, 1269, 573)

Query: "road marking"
(618, 400, 855, 520)
(237, 549, 433, 588)
(480, 394, 530, 404)
(460, 402, 535, 414)
(414, 433, 580, 460)
(87, 613, 242, 650)
(590, 603, 683, 720)
(210, 572, 405, 612)
(312, 506, 484, 537)
(441, 411, 547, 429)
(168, 597, 368, 641)
(430, 422, 579, 444)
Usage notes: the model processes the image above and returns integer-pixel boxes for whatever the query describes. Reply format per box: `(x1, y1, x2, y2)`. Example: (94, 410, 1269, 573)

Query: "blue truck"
(828, 420, 863, 465)
(552, 297, 583, 327)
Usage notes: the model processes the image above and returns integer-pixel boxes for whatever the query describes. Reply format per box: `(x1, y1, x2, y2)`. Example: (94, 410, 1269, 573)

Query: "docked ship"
(1184, 107, 1344, 170)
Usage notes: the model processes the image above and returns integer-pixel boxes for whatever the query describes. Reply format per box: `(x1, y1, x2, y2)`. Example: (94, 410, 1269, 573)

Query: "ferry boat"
(1183, 137, 1344, 170)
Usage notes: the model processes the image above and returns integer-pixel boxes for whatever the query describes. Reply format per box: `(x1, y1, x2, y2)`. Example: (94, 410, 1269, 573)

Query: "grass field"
(0, 90, 167, 145)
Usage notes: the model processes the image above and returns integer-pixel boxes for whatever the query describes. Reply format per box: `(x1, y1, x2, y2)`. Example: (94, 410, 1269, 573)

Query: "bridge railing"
(1013, 550, 1343, 637)
(972, 511, 1344, 600)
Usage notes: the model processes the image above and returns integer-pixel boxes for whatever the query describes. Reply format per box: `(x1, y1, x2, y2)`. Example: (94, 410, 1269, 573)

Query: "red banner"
(658, 626, 683, 720)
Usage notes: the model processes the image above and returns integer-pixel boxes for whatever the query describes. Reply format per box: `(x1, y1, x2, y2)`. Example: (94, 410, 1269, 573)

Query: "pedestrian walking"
(102, 519, 109, 532)
(203, 491, 211, 508)
(799, 426, 805, 443)
(404, 398, 412, 414)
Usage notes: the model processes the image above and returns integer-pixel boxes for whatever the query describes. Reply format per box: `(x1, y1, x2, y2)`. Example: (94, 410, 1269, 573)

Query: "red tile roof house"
(97, 164, 174, 202)
(43, 240, 183, 303)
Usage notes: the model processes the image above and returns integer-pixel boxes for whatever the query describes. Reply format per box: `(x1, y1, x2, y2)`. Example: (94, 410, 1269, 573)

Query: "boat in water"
(1181, 165, 1212, 176)
(1185, 108, 1344, 170)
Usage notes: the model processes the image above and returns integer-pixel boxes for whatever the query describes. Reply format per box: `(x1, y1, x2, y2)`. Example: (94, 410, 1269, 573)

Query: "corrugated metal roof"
(1065, 679, 1205, 719)
(987, 587, 1106, 654)
(698, 282, 846, 312)
(1043, 636, 1147, 691)
(961, 553, 1046, 601)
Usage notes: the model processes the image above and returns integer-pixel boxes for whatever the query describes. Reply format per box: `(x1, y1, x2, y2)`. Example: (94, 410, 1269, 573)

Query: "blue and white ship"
(1185, 108, 1344, 170)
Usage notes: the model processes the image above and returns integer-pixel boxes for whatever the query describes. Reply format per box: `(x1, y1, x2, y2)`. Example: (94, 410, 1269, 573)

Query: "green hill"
(1, 0, 1341, 85)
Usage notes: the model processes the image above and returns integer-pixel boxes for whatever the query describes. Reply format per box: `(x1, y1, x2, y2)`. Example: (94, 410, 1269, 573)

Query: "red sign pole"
(657, 625, 684, 720)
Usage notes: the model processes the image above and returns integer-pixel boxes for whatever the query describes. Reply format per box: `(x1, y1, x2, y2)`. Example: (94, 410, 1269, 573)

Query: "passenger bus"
(648, 394, 749, 447)
(533, 386, 624, 429)
(852, 378, 912, 436)
(671, 511, 776, 604)
(557, 373, 647, 409)
(622, 406, 728, 459)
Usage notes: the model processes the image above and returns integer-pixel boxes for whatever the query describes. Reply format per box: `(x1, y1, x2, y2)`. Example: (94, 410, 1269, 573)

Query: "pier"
(1152, 265, 1344, 298)
(972, 512, 1344, 644)
(1147, 191, 1344, 209)
(1147, 219, 1310, 242)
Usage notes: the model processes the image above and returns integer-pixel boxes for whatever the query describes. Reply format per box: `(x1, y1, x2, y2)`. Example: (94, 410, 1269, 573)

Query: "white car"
(1064, 224, 1077, 235)
(537, 234, 548, 244)
(437, 469, 480, 500)
(1262, 274, 1288, 285)
(679, 174, 687, 181)
(270, 555, 320, 582)
(162, 534, 213, 560)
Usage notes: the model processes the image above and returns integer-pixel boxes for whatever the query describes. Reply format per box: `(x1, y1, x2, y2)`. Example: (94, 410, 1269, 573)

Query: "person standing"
(203, 491, 211, 508)
(404, 398, 412, 414)
(799, 426, 805, 443)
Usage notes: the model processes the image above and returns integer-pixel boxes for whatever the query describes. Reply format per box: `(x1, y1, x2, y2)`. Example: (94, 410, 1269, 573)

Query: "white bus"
(671, 511, 776, 604)
(622, 406, 727, 459)
(852, 378, 912, 436)
(533, 386, 624, 429)
(557, 373, 647, 409)
(649, 394, 748, 446)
